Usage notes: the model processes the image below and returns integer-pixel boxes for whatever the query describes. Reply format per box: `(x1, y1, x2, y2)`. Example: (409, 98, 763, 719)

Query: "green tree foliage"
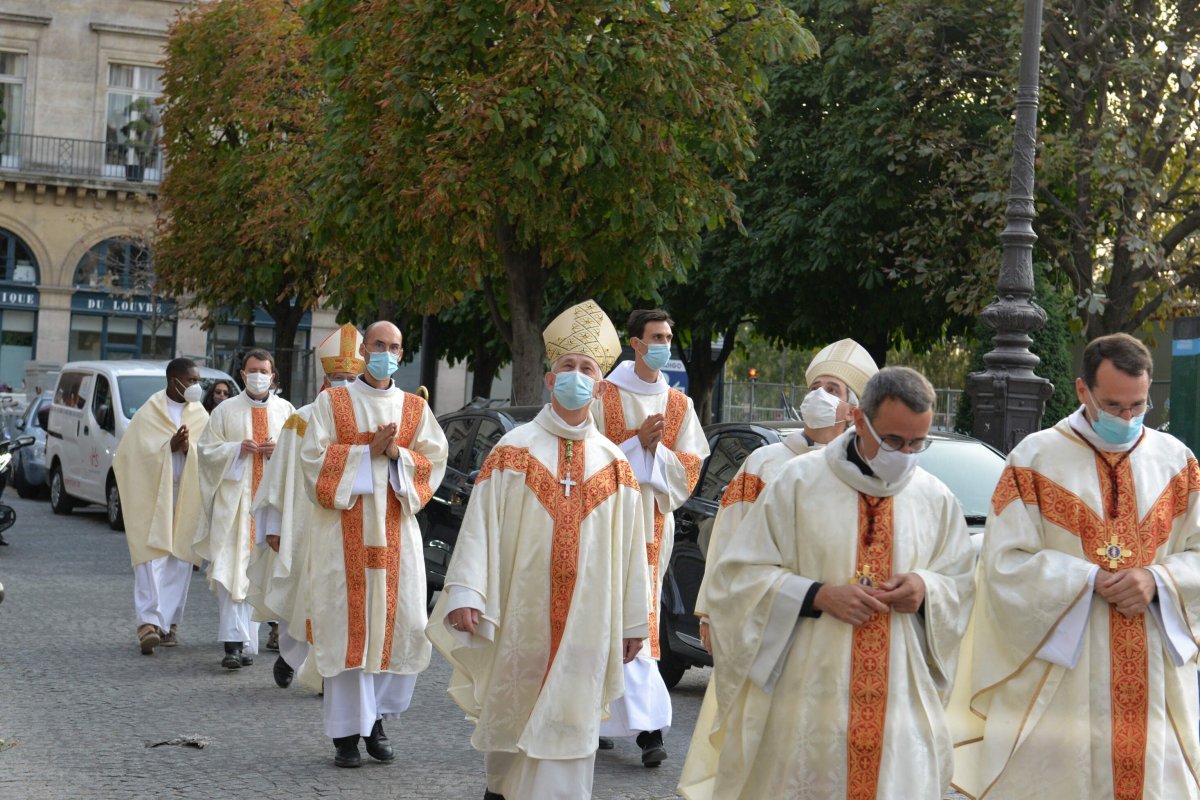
(156, 0, 338, 399)
(303, 0, 817, 403)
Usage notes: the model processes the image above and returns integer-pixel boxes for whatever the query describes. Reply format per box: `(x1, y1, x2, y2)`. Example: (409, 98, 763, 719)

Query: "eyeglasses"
(213, 390, 230, 397)
(864, 414, 932, 452)
(1095, 397, 1153, 417)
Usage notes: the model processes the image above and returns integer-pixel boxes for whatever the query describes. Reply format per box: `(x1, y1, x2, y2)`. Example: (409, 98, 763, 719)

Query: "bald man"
(298, 321, 449, 768)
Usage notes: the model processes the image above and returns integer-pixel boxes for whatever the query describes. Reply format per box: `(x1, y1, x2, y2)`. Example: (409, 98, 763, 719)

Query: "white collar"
(1067, 405, 1138, 453)
(165, 396, 185, 409)
(355, 376, 397, 396)
(243, 392, 271, 407)
(604, 360, 668, 395)
(536, 405, 593, 441)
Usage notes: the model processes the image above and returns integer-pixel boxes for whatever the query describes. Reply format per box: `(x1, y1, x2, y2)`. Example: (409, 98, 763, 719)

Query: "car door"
(421, 415, 478, 590)
(48, 370, 93, 498)
(84, 373, 119, 504)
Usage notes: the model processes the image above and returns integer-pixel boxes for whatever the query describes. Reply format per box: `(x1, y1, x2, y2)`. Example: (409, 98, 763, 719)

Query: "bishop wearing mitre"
(194, 348, 295, 669)
(589, 308, 709, 765)
(427, 300, 650, 800)
(299, 321, 448, 768)
(248, 323, 365, 689)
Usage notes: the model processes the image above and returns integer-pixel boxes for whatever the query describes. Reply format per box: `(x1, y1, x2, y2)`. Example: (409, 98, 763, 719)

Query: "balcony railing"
(0, 132, 164, 185)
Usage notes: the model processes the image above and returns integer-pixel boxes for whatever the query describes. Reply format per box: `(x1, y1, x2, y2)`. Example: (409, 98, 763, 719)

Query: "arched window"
(0, 227, 38, 284)
(73, 238, 153, 291)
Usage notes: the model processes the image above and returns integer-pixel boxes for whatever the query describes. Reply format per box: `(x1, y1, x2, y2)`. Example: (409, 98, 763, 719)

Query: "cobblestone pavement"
(0, 494, 967, 800)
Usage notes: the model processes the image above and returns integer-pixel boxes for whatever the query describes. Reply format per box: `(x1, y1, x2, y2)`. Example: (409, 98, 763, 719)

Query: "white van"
(45, 360, 237, 530)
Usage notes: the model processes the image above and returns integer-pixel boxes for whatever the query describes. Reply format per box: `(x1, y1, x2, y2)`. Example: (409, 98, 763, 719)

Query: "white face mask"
(861, 414, 919, 485)
(800, 388, 844, 429)
(244, 373, 273, 396)
(181, 382, 203, 404)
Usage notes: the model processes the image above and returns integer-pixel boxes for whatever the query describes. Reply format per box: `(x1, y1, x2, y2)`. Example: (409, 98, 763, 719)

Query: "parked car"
(658, 421, 1006, 687)
(3, 393, 52, 498)
(45, 360, 238, 530)
(419, 403, 540, 607)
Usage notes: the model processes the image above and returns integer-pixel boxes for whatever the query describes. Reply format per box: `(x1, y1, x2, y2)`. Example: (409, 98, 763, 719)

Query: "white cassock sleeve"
(1036, 565, 1099, 669)
(1147, 565, 1199, 666)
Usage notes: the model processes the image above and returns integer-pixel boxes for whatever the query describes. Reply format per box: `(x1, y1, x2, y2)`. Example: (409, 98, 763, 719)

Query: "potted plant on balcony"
(119, 97, 159, 182)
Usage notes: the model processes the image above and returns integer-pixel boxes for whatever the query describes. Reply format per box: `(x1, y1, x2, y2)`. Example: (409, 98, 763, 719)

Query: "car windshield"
(917, 439, 1005, 519)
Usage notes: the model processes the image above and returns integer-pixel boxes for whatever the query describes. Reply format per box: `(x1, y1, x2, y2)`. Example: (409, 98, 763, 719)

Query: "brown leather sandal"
(138, 624, 161, 655)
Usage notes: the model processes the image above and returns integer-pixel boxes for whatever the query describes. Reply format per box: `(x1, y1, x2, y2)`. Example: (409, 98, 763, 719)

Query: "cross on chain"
(560, 438, 576, 497)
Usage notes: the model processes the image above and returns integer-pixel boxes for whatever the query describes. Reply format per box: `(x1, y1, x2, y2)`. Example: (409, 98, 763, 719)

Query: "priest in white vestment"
(194, 348, 295, 669)
(298, 321, 448, 768)
(589, 308, 709, 765)
(679, 367, 975, 800)
(428, 300, 650, 800)
(114, 358, 208, 655)
(950, 333, 1200, 800)
(248, 323, 365, 689)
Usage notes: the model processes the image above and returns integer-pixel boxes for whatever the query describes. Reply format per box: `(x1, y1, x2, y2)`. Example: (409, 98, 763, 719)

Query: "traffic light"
(747, 368, 758, 382)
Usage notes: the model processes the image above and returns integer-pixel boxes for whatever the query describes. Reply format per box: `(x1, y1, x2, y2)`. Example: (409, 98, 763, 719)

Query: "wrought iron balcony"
(0, 132, 164, 185)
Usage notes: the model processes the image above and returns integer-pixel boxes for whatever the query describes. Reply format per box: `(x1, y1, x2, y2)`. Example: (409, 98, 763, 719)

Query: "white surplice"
(679, 430, 976, 800)
(426, 406, 650, 800)
(949, 411, 1200, 800)
(591, 361, 709, 737)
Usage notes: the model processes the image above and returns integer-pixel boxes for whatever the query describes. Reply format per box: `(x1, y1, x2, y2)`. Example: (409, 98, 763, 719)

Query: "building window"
(74, 239, 154, 291)
(0, 52, 26, 168)
(71, 238, 174, 360)
(104, 64, 162, 180)
(68, 315, 173, 361)
(0, 228, 36, 284)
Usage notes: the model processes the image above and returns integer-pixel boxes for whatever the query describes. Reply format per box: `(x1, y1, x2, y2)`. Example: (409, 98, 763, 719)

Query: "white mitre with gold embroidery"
(543, 300, 620, 373)
(317, 323, 365, 376)
(806, 338, 878, 397)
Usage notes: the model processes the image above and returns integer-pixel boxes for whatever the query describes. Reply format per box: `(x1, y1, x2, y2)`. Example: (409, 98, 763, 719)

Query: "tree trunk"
(419, 314, 439, 410)
(471, 345, 504, 401)
(681, 324, 737, 426)
(269, 299, 306, 404)
(496, 217, 547, 406)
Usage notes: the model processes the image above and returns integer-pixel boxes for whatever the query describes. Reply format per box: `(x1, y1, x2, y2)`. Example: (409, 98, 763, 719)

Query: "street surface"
(0, 493, 967, 799)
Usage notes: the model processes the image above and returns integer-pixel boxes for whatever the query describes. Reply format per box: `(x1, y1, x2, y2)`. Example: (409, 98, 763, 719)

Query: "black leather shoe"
(221, 642, 242, 670)
(239, 653, 254, 666)
(333, 735, 361, 768)
(483, 791, 505, 800)
(636, 729, 667, 768)
(365, 719, 395, 762)
(273, 655, 294, 688)
(598, 736, 615, 750)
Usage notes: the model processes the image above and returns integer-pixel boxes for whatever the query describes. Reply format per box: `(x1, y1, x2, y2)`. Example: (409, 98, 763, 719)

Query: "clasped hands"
(1095, 567, 1156, 617)
(369, 423, 401, 460)
(240, 438, 276, 458)
(638, 413, 665, 450)
(446, 607, 644, 663)
(815, 572, 926, 627)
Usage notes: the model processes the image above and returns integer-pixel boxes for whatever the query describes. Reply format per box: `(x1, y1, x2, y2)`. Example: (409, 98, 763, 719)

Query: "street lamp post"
(966, 0, 1054, 453)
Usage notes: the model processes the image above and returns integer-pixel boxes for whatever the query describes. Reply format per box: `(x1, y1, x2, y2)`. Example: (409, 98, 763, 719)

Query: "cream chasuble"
(949, 415, 1200, 800)
(680, 430, 975, 800)
(193, 392, 294, 600)
(426, 406, 650, 761)
(114, 389, 209, 567)
(247, 402, 317, 628)
(591, 360, 709, 659)
(298, 380, 447, 680)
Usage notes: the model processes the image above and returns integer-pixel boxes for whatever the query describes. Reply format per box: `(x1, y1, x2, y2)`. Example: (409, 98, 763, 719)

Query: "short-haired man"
(114, 358, 209, 654)
(591, 308, 709, 766)
(429, 301, 649, 800)
(952, 333, 1200, 799)
(194, 348, 295, 669)
(680, 367, 975, 799)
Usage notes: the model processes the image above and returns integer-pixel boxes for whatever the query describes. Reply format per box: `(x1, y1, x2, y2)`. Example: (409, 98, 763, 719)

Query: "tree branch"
(480, 275, 514, 349)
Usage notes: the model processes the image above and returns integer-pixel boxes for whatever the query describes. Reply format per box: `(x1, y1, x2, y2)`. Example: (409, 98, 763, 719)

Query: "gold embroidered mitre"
(806, 339, 878, 398)
(317, 323, 365, 376)
(543, 300, 620, 374)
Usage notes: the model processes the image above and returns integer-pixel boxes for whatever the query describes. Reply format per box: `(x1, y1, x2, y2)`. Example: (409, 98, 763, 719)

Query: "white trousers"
(133, 555, 193, 631)
(322, 669, 417, 738)
(214, 583, 260, 653)
(277, 620, 310, 670)
(599, 654, 673, 737)
(484, 750, 596, 800)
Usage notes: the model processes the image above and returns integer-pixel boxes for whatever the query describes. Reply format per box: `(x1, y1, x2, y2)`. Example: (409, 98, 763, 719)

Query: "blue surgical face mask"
(328, 379, 351, 389)
(553, 370, 595, 411)
(641, 342, 671, 372)
(1087, 389, 1144, 445)
(366, 351, 398, 381)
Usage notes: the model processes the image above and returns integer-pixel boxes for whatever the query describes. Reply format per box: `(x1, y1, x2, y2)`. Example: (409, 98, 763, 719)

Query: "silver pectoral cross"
(559, 469, 577, 497)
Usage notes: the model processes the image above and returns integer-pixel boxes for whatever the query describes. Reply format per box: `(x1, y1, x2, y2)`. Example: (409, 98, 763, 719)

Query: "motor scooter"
(0, 434, 39, 604)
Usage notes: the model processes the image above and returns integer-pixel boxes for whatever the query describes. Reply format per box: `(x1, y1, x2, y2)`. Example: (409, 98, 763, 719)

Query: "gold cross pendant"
(849, 565, 876, 588)
(1095, 536, 1131, 570)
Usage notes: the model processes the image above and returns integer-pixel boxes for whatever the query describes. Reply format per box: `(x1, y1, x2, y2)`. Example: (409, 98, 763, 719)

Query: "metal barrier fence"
(720, 382, 964, 430)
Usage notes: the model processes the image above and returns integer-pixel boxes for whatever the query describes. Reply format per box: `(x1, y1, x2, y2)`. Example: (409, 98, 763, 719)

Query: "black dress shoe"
(636, 729, 667, 768)
(273, 655, 294, 688)
(365, 719, 395, 762)
(598, 736, 615, 750)
(221, 642, 242, 670)
(240, 653, 254, 666)
(333, 735, 361, 768)
(483, 791, 505, 800)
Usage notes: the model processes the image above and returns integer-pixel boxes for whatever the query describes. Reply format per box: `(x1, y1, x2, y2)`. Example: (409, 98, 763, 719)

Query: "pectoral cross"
(1096, 536, 1131, 570)
(560, 470, 577, 497)
(850, 565, 877, 588)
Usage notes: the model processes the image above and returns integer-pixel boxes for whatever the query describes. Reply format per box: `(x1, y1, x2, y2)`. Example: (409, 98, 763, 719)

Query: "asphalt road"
(0, 492, 968, 800)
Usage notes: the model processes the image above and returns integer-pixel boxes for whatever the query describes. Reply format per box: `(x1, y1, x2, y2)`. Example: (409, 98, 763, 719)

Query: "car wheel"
(106, 479, 124, 532)
(49, 465, 74, 515)
(12, 460, 35, 500)
(656, 623, 689, 689)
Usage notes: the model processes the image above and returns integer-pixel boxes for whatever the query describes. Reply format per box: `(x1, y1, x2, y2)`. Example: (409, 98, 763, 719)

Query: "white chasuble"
(299, 380, 447, 679)
(679, 430, 975, 800)
(591, 361, 709, 659)
(247, 402, 317, 628)
(949, 418, 1200, 800)
(193, 392, 294, 600)
(426, 406, 650, 762)
(114, 390, 209, 567)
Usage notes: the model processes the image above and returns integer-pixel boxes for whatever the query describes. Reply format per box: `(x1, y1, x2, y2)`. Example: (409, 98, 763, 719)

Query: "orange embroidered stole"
(846, 493, 894, 800)
(248, 406, 269, 551)
(599, 382, 701, 656)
